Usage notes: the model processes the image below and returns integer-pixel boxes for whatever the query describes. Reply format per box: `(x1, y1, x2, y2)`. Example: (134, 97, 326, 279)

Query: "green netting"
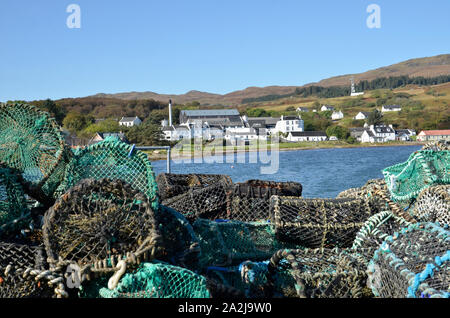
(0, 102, 65, 190)
(367, 222, 449, 298)
(57, 137, 159, 210)
(192, 219, 301, 270)
(97, 262, 211, 298)
(0, 165, 30, 237)
(383, 150, 450, 202)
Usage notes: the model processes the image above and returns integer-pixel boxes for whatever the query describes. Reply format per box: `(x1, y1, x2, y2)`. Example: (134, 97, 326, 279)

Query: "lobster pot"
(421, 140, 450, 151)
(156, 173, 232, 201)
(192, 219, 300, 270)
(43, 178, 160, 268)
(383, 150, 450, 203)
(413, 185, 450, 226)
(270, 196, 373, 249)
(267, 248, 371, 298)
(0, 103, 65, 198)
(97, 262, 211, 298)
(0, 242, 55, 298)
(367, 223, 449, 298)
(225, 180, 303, 222)
(162, 180, 231, 222)
(154, 205, 201, 271)
(337, 179, 388, 215)
(0, 165, 29, 237)
(56, 137, 159, 210)
(351, 211, 412, 265)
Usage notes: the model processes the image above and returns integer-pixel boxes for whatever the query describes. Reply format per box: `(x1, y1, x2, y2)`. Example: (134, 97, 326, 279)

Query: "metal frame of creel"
(135, 146, 171, 173)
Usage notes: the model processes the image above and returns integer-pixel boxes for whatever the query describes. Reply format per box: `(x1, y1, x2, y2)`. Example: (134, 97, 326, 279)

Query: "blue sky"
(0, 0, 449, 102)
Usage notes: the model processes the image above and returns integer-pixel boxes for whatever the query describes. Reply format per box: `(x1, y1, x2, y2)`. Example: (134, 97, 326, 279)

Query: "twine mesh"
(413, 185, 450, 226)
(162, 180, 231, 222)
(383, 150, 450, 203)
(421, 140, 450, 151)
(97, 262, 211, 298)
(0, 103, 65, 194)
(57, 137, 159, 210)
(43, 178, 160, 268)
(156, 173, 232, 201)
(225, 180, 303, 222)
(337, 179, 388, 215)
(270, 196, 373, 249)
(267, 248, 371, 298)
(367, 222, 449, 298)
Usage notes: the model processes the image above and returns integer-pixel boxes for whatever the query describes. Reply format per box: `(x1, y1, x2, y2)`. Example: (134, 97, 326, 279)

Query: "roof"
(247, 117, 280, 126)
(321, 105, 334, 110)
(282, 116, 299, 120)
(383, 105, 401, 109)
(356, 111, 371, 116)
(373, 125, 395, 134)
(289, 131, 327, 137)
(119, 116, 140, 123)
(180, 109, 240, 117)
(419, 130, 450, 136)
(363, 130, 375, 138)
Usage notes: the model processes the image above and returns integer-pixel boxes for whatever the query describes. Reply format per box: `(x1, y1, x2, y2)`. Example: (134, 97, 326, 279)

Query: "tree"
(41, 99, 66, 124)
(126, 123, 165, 146)
(326, 125, 349, 140)
(63, 112, 90, 132)
(367, 110, 383, 125)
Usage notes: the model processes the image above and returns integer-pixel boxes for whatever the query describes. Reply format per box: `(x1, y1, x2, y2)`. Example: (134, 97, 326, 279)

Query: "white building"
(162, 125, 192, 141)
(119, 116, 142, 127)
(331, 110, 344, 120)
(382, 105, 402, 113)
(296, 107, 309, 113)
(273, 116, 304, 135)
(321, 105, 335, 112)
(286, 131, 327, 142)
(354, 112, 371, 120)
(395, 129, 416, 141)
(361, 124, 396, 143)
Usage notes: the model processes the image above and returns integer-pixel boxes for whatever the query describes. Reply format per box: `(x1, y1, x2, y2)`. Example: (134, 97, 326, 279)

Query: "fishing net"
(367, 222, 449, 298)
(154, 205, 201, 271)
(267, 248, 371, 298)
(383, 150, 450, 203)
(192, 219, 300, 270)
(0, 241, 67, 298)
(225, 180, 303, 222)
(270, 196, 373, 249)
(162, 180, 231, 222)
(351, 211, 412, 265)
(43, 178, 161, 269)
(412, 185, 450, 226)
(156, 173, 233, 201)
(0, 103, 65, 197)
(0, 165, 30, 238)
(96, 262, 211, 298)
(57, 137, 159, 210)
(337, 179, 388, 215)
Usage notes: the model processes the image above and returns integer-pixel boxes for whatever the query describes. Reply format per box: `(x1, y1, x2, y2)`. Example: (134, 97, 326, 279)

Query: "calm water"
(151, 145, 421, 198)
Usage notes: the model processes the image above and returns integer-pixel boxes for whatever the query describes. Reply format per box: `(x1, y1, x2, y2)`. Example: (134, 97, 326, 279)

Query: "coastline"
(146, 141, 424, 161)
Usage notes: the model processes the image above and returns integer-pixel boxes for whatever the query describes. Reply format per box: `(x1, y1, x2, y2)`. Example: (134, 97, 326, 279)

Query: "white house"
(395, 129, 416, 141)
(119, 116, 142, 127)
(296, 107, 309, 113)
(162, 125, 193, 141)
(273, 116, 304, 135)
(354, 112, 371, 120)
(286, 131, 327, 142)
(381, 105, 402, 113)
(417, 130, 450, 142)
(331, 110, 344, 120)
(321, 105, 335, 112)
(361, 124, 396, 143)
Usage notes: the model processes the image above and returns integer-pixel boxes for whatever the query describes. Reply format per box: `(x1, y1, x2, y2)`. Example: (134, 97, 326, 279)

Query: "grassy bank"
(144, 140, 423, 160)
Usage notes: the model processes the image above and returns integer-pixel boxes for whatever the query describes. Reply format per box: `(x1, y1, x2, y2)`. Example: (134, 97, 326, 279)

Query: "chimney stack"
(168, 99, 173, 126)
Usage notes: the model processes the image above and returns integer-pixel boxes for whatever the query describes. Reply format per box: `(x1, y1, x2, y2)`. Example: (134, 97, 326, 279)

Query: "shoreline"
(146, 141, 424, 161)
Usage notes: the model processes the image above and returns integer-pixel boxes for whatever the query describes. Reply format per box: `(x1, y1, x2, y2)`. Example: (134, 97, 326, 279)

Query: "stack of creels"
(0, 165, 29, 238)
(154, 205, 201, 271)
(383, 149, 450, 203)
(0, 102, 66, 206)
(43, 178, 161, 279)
(266, 248, 372, 298)
(351, 211, 412, 265)
(412, 184, 450, 226)
(225, 180, 303, 222)
(162, 179, 231, 222)
(56, 137, 159, 211)
(367, 222, 449, 298)
(192, 219, 301, 271)
(270, 196, 373, 249)
(0, 242, 66, 298)
(421, 140, 450, 151)
(156, 173, 232, 201)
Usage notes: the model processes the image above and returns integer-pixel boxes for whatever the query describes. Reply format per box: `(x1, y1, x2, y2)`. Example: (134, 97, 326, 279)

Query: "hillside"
(89, 54, 450, 105)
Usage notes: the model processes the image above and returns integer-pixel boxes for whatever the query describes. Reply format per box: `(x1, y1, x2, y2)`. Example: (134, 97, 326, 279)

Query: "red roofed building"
(417, 130, 450, 142)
